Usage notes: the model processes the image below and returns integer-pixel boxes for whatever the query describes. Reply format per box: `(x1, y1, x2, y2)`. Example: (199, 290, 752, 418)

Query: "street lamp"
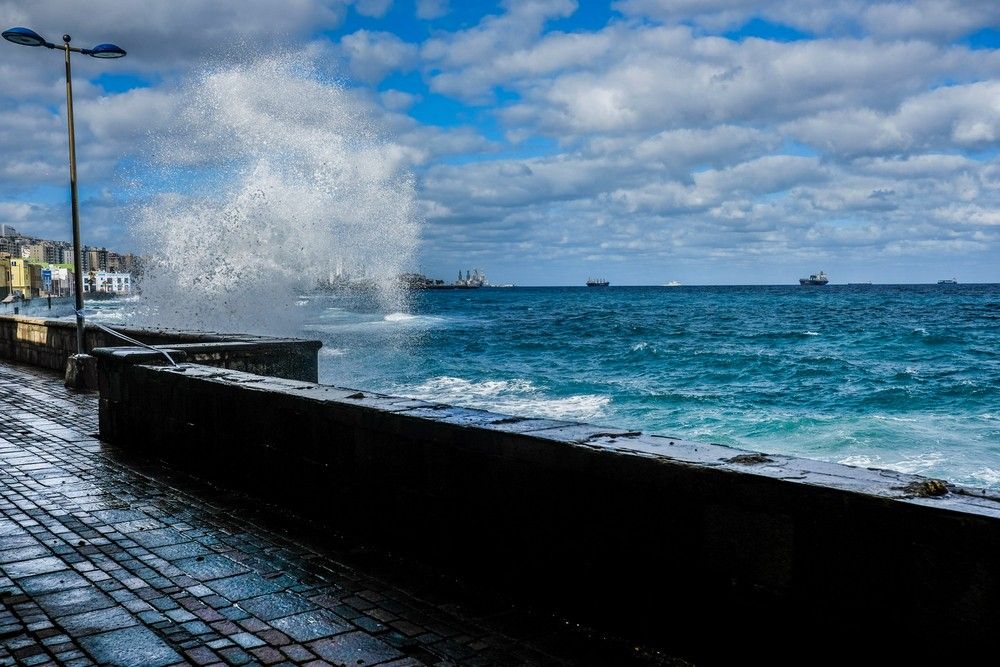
(2, 27, 125, 386)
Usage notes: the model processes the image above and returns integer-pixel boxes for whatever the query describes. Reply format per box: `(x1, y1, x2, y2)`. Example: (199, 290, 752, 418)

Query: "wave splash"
(128, 54, 418, 335)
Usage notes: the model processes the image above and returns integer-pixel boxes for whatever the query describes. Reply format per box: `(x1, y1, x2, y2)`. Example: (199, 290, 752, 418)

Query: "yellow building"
(9, 258, 42, 298)
(0, 253, 11, 298)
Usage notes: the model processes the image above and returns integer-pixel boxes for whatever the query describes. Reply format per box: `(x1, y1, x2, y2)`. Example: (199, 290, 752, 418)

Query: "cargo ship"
(586, 278, 610, 287)
(799, 271, 829, 286)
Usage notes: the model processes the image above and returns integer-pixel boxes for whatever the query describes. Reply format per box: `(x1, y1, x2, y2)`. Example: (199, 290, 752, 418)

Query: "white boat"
(664, 280, 682, 287)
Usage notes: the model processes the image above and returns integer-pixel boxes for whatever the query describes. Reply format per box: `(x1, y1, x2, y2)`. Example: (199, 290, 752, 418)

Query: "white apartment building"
(84, 271, 132, 294)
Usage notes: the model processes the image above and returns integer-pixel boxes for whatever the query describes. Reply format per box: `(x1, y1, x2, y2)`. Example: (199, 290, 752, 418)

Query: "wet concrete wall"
(0, 314, 320, 381)
(94, 354, 1000, 662)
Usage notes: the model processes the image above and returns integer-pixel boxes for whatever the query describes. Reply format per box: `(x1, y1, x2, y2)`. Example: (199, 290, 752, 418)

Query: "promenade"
(0, 362, 679, 667)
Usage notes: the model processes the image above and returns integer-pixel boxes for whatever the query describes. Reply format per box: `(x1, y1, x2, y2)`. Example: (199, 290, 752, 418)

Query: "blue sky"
(1, 0, 1000, 285)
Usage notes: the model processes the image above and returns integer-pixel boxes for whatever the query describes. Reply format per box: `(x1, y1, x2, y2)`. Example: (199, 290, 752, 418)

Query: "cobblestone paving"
(0, 362, 676, 667)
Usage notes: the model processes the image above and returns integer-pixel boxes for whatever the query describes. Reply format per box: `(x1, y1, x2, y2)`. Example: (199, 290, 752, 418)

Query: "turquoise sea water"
(303, 284, 1000, 489)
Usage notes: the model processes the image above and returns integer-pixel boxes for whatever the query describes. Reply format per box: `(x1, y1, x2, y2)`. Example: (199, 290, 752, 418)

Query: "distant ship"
(586, 277, 610, 287)
(799, 271, 829, 286)
(664, 280, 682, 287)
(937, 278, 958, 284)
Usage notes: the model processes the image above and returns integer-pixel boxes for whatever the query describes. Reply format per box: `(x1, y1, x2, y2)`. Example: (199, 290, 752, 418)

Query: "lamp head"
(89, 43, 126, 59)
(2, 27, 47, 47)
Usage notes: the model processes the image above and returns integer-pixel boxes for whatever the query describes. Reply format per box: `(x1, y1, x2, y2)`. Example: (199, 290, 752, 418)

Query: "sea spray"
(127, 54, 418, 335)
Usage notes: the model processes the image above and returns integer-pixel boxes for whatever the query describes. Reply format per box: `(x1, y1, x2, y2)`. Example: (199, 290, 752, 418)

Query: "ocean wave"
(972, 468, 1000, 486)
(399, 376, 610, 421)
(318, 347, 347, 357)
(383, 312, 449, 327)
(629, 341, 660, 355)
(745, 330, 826, 340)
(838, 451, 946, 476)
(304, 311, 449, 333)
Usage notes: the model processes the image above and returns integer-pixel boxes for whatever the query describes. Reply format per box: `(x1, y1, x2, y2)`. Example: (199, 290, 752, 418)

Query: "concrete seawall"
(0, 314, 320, 381)
(92, 347, 1000, 661)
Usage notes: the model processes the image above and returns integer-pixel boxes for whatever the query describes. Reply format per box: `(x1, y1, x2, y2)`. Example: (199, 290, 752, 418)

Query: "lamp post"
(2, 27, 125, 386)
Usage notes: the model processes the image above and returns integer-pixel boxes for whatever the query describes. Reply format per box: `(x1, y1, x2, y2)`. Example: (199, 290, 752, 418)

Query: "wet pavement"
(0, 362, 681, 667)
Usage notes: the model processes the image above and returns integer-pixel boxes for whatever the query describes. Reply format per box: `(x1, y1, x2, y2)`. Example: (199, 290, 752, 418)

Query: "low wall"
(95, 352, 1000, 662)
(0, 314, 321, 382)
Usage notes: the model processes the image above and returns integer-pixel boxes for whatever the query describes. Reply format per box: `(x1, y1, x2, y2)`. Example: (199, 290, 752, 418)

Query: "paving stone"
(77, 625, 182, 667)
(354, 616, 387, 634)
(151, 542, 212, 560)
(58, 606, 137, 637)
(257, 628, 292, 646)
(90, 510, 147, 524)
(17, 570, 90, 596)
(307, 631, 404, 665)
(270, 609, 350, 643)
(248, 645, 286, 664)
(0, 544, 50, 564)
(217, 605, 251, 621)
(207, 573, 285, 601)
(128, 529, 186, 550)
(280, 644, 315, 662)
(185, 645, 219, 665)
(175, 555, 249, 582)
(1, 557, 68, 579)
(217, 645, 254, 665)
(239, 591, 315, 621)
(35, 587, 116, 617)
(230, 631, 266, 649)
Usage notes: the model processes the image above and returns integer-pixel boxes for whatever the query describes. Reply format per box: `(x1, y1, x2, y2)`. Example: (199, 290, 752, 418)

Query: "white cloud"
(416, 0, 449, 20)
(0, 0, 350, 74)
(339, 30, 418, 83)
(785, 81, 1000, 156)
(422, 0, 578, 89)
(612, 0, 1000, 41)
(354, 0, 393, 18)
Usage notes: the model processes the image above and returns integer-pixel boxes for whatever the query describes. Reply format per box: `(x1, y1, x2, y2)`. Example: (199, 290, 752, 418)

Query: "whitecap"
(838, 454, 878, 468)
(399, 376, 610, 421)
(972, 467, 1000, 486)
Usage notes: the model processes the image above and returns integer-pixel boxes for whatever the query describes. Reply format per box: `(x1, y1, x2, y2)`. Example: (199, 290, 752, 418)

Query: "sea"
(82, 284, 1000, 490)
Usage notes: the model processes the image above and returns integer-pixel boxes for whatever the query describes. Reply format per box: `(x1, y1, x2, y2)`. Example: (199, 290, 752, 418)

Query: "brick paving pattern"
(0, 362, 677, 667)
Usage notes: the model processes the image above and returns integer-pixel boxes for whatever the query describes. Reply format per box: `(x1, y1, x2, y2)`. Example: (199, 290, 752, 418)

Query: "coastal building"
(0, 224, 17, 237)
(0, 253, 10, 298)
(24, 242, 70, 265)
(9, 258, 42, 298)
(84, 270, 131, 295)
(83, 247, 109, 272)
(455, 268, 486, 287)
(0, 236, 18, 257)
(48, 266, 73, 296)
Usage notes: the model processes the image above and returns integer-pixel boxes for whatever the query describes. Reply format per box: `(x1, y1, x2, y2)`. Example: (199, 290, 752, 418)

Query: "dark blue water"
(304, 284, 1000, 489)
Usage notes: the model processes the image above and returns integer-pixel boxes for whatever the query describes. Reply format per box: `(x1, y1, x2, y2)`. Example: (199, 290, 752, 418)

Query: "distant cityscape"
(0, 224, 138, 301)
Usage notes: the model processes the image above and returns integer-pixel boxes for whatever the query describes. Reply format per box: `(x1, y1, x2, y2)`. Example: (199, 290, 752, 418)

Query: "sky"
(1, 0, 999, 285)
